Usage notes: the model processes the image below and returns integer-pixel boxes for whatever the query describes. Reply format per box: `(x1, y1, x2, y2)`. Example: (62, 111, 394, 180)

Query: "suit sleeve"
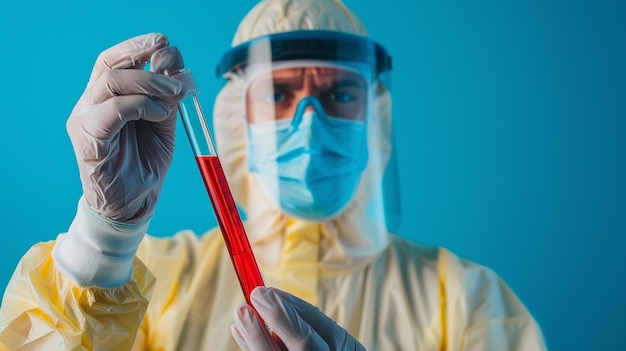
(0, 240, 155, 351)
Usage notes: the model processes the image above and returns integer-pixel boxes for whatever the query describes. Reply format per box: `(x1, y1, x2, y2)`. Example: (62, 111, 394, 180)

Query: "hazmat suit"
(0, 0, 547, 350)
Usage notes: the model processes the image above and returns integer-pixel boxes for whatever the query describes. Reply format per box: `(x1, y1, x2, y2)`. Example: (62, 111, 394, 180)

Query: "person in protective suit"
(0, 0, 547, 350)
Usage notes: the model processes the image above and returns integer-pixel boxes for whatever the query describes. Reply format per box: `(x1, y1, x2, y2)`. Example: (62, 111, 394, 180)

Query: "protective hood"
(212, 0, 396, 276)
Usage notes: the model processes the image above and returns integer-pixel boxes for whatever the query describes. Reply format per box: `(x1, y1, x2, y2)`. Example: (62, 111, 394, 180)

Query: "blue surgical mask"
(247, 107, 368, 221)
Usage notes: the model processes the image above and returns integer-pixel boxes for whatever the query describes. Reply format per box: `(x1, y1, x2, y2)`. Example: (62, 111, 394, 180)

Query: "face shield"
(216, 30, 400, 233)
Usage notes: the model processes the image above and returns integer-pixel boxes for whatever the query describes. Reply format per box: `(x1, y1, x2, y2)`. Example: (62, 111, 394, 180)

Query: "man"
(0, 0, 546, 350)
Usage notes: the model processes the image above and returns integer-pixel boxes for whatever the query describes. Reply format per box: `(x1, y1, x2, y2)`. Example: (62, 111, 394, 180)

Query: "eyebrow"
(332, 79, 366, 89)
(265, 76, 304, 91)
(258, 75, 367, 91)
(273, 80, 302, 90)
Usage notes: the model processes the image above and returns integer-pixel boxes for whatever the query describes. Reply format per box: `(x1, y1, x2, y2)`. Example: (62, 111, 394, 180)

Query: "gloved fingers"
(69, 95, 173, 141)
(82, 69, 186, 105)
(230, 324, 250, 351)
(272, 289, 366, 351)
(230, 322, 251, 351)
(88, 33, 169, 84)
(149, 46, 185, 76)
(231, 304, 283, 351)
(251, 287, 330, 351)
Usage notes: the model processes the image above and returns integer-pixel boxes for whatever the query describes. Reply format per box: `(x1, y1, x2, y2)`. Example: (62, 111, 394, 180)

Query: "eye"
(269, 85, 294, 105)
(273, 92, 286, 103)
(258, 90, 286, 104)
(330, 91, 355, 102)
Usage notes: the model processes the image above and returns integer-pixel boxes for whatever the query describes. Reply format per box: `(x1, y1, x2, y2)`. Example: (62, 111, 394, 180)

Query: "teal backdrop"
(1, 1, 625, 350)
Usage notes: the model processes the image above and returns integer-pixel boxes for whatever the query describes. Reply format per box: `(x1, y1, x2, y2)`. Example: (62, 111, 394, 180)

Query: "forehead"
(271, 67, 361, 78)
(250, 67, 367, 87)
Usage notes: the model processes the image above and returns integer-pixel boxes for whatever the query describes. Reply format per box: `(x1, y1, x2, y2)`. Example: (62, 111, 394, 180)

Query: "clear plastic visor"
(216, 31, 400, 234)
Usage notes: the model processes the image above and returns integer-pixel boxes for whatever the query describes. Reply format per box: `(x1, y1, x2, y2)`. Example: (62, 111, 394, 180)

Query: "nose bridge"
(300, 75, 318, 113)
(301, 73, 316, 95)
(291, 96, 326, 128)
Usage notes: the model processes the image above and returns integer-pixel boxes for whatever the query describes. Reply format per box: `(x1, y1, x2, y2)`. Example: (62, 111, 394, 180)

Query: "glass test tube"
(171, 68, 264, 305)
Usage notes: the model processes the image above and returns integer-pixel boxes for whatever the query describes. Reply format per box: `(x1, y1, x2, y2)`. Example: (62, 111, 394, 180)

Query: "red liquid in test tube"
(171, 67, 287, 350)
(167, 67, 265, 304)
(195, 145, 288, 351)
(194, 155, 264, 303)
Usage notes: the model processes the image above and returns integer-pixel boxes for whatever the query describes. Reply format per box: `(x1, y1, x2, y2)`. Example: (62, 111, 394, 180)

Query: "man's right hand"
(67, 33, 187, 224)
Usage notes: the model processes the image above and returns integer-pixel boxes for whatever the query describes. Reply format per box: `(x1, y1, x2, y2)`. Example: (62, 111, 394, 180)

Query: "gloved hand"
(231, 287, 366, 351)
(67, 33, 186, 223)
(52, 33, 187, 288)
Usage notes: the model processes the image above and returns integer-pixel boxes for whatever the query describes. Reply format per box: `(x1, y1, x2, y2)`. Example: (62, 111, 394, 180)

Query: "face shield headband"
(216, 30, 392, 79)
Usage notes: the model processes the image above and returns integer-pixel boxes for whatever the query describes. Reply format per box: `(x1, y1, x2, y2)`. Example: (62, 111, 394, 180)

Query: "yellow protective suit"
(0, 0, 547, 350)
(1, 231, 546, 350)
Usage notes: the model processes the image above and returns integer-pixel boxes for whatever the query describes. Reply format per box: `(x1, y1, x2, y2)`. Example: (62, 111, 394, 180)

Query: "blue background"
(1, 0, 624, 350)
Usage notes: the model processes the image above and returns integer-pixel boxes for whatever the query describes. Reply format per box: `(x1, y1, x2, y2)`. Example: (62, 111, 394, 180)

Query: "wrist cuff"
(52, 196, 150, 287)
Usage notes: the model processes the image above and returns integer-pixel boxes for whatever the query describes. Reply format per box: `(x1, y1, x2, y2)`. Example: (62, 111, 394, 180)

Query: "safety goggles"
(217, 31, 392, 124)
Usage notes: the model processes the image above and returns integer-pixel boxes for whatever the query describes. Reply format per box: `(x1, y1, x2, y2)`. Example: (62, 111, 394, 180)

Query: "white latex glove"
(231, 287, 366, 351)
(52, 34, 187, 287)
(67, 33, 186, 223)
